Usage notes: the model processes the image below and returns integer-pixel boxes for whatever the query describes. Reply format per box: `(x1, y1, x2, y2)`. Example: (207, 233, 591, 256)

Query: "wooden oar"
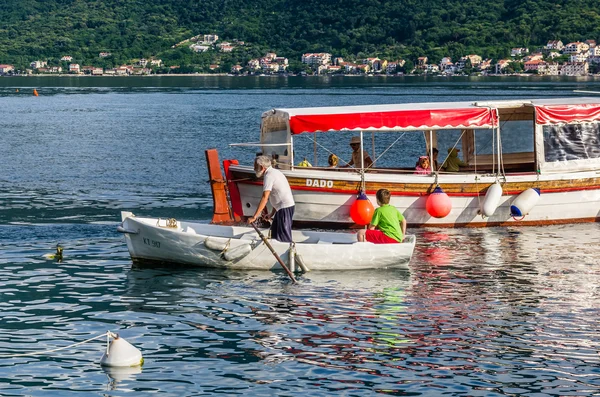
(251, 223, 297, 283)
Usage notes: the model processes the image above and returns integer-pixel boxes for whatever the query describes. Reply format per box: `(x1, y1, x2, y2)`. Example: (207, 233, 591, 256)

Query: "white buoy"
(100, 335, 143, 367)
(510, 188, 540, 217)
(480, 181, 503, 217)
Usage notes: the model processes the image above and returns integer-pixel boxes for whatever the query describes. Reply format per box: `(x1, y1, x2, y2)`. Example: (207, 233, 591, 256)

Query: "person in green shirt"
(357, 189, 407, 243)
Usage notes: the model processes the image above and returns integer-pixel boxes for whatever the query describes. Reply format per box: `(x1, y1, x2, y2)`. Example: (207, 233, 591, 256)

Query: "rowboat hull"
(119, 212, 415, 270)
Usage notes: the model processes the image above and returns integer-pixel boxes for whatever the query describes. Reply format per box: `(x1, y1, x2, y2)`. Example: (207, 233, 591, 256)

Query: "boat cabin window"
(261, 129, 290, 167)
(543, 122, 600, 162)
(473, 120, 535, 173)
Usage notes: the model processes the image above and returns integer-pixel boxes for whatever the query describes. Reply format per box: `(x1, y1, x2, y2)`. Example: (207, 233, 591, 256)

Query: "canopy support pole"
(371, 132, 376, 168)
(360, 131, 365, 192)
(313, 134, 317, 166)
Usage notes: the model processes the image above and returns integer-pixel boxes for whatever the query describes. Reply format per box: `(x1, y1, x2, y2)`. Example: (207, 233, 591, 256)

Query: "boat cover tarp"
(264, 103, 498, 134)
(535, 103, 600, 125)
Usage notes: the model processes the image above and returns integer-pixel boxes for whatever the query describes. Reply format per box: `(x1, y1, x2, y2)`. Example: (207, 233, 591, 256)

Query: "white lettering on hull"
(306, 179, 334, 188)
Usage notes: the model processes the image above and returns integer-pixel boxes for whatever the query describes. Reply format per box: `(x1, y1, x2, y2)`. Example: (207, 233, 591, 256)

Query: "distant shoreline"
(4, 72, 600, 78)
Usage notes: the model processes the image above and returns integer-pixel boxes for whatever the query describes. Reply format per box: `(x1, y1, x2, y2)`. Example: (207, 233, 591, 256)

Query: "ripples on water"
(1, 78, 600, 395)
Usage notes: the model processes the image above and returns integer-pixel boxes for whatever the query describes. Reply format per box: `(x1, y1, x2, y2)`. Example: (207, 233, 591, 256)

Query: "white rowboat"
(118, 211, 415, 271)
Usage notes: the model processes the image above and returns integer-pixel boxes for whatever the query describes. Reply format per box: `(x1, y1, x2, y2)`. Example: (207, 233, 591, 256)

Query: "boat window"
(480, 120, 534, 154)
(261, 129, 289, 163)
(543, 122, 600, 162)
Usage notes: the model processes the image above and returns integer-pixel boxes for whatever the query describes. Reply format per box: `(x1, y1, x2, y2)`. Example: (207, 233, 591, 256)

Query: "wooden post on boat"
(251, 223, 297, 283)
(205, 149, 234, 224)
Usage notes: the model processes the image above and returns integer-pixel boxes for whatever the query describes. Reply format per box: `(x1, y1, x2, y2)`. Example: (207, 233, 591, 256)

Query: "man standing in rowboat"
(248, 155, 295, 242)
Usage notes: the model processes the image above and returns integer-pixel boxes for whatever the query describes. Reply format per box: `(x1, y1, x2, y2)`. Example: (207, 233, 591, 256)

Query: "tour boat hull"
(228, 165, 600, 227)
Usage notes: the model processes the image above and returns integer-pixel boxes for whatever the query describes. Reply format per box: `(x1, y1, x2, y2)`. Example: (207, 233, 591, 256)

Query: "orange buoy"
(33, 89, 39, 96)
(350, 192, 374, 225)
(426, 186, 452, 218)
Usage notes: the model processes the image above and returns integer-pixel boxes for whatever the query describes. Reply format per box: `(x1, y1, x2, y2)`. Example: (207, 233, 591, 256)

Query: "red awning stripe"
(535, 104, 600, 125)
(288, 107, 497, 134)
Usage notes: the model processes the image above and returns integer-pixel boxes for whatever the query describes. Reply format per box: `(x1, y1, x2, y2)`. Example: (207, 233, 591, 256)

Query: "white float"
(100, 335, 143, 367)
(510, 188, 541, 217)
(480, 181, 503, 217)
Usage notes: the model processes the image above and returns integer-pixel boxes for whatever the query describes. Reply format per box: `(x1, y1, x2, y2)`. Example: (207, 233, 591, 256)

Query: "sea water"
(0, 76, 599, 396)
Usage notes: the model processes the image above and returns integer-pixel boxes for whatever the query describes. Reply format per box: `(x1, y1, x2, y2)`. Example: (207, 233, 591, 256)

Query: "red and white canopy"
(533, 99, 600, 125)
(262, 102, 498, 135)
(261, 98, 600, 135)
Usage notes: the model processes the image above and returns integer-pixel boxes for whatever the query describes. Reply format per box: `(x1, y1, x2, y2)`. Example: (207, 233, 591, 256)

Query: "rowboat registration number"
(306, 179, 334, 188)
(143, 237, 161, 248)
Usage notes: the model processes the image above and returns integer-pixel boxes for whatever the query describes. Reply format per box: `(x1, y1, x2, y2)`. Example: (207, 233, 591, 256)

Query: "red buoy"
(426, 186, 452, 218)
(350, 192, 374, 225)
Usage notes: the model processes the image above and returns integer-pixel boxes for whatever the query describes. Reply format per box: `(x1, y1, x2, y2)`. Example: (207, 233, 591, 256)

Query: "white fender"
(480, 182, 503, 217)
(204, 236, 229, 251)
(223, 244, 252, 262)
(510, 188, 540, 217)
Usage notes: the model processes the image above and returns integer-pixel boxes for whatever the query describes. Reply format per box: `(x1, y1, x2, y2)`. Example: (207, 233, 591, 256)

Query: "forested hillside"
(1, 0, 599, 69)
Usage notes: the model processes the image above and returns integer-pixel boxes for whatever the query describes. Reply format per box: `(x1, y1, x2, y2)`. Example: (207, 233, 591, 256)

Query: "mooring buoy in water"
(100, 334, 144, 367)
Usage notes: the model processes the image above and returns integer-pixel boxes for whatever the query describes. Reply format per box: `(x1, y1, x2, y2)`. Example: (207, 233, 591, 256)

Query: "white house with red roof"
(69, 64, 80, 73)
(0, 64, 14, 74)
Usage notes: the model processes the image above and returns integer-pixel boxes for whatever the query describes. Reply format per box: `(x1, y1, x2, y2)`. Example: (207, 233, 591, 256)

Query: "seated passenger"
(443, 148, 468, 172)
(357, 189, 406, 244)
(432, 148, 439, 171)
(415, 156, 431, 174)
(342, 136, 373, 169)
(328, 153, 339, 168)
(297, 157, 312, 167)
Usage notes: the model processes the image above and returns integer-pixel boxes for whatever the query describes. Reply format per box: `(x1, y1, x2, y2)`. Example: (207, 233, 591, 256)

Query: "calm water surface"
(1, 76, 599, 396)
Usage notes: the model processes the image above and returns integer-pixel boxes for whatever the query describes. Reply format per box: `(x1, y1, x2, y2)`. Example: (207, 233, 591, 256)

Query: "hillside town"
(1, 35, 599, 77)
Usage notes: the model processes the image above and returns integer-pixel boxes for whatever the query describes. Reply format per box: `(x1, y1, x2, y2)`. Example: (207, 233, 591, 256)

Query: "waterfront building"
(564, 42, 586, 54)
(68, 64, 80, 74)
(570, 53, 588, 63)
(301, 53, 332, 66)
(30, 60, 47, 69)
(511, 47, 529, 56)
(0, 64, 14, 74)
(559, 62, 589, 76)
(495, 59, 511, 74)
(523, 53, 543, 62)
(247, 59, 260, 71)
(537, 62, 559, 75)
(546, 40, 564, 50)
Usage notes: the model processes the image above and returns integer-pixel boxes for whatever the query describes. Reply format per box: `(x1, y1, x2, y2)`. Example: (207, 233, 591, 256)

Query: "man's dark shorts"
(271, 205, 295, 243)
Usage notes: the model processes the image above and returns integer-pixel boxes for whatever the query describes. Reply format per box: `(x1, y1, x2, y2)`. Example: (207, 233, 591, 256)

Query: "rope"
(438, 130, 466, 172)
(366, 132, 407, 171)
(0, 331, 117, 359)
(298, 135, 350, 169)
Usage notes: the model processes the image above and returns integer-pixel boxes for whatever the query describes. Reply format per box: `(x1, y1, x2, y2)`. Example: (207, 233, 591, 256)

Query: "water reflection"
(102, 365, 142, 391)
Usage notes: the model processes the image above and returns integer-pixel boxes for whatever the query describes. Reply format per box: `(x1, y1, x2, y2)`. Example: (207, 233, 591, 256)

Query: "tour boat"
(209, 98, 600, 228)
(118, 212, 415, 270)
